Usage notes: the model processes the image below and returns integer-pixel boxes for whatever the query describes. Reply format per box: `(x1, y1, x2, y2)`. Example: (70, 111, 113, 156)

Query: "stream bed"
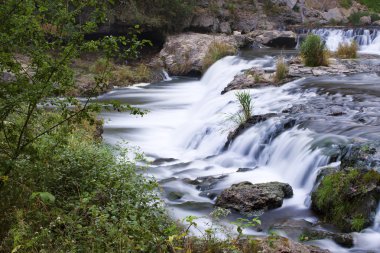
(98, 48, 380, 252)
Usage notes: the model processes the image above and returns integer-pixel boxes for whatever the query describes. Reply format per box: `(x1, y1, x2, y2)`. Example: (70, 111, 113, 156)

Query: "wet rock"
(183, 174, 228, 191)
(167, 191, 184, 201)
(248, 30, 297, 49)
(226, 113, 277, 146)
(271, 219, 354, 248)
(151, 157, 177, 165)
(311, 168, 380, 232)
(158, 33, 239, 76)
(215, 181, 293, 213)
(237, 167, 257, 172)
(253, 236, 330, 253)
(339, 143, 379, 170)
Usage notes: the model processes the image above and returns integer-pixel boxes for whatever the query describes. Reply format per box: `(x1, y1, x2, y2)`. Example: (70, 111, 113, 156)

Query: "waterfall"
(161, 69, 172, 81)
(297, 28, 380, 55)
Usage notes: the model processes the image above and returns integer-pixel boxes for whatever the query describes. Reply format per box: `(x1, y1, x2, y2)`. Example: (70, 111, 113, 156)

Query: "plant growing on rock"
(336, 40, 358, 59)
(202, 42, 237, 72)
(300, 34, 329, 67)
(234, 91, 253, 124)
(274, 56, 289, 83)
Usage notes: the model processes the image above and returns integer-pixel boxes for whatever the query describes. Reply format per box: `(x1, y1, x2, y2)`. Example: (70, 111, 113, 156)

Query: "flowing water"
(99, 49, 380, 252)
(297, 27, 380, 55)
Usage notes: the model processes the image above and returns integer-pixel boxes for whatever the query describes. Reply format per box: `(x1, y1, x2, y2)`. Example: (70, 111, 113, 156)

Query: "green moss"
(313, 169, 380, 232)
(357, 0, 380, 12)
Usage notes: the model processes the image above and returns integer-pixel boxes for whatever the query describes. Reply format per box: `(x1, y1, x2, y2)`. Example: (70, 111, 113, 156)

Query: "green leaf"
(30, 192, 56, 204)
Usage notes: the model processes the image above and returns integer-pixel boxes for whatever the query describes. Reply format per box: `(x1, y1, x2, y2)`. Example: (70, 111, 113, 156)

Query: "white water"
(101, 54, 380, 252)
(300, 28, 380, 55)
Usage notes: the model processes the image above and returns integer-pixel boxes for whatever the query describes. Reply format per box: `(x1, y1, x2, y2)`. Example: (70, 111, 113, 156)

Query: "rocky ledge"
(215, 181, 293, 213)
(222, 56, 380, 94)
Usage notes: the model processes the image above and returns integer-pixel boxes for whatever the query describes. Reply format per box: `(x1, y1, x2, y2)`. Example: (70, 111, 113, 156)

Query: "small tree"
(0, 0, 147, 186)
(300, 34, 329, 67)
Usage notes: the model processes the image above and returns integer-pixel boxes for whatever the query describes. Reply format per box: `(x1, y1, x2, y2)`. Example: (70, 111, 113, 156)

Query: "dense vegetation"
(0, 1, 175, 252)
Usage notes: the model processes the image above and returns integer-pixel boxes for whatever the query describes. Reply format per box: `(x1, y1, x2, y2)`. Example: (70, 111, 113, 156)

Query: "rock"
(233, 31, 241, 35)
(226, 113, 277, 146)
(359, 16, 371, 25)
(237, 167, 257, 172)
(322, 8, 344, 23)
(311, 168, 380, 232)
(272, 219, 354, 248)
(253, 30, 297, 49)
(189, 11, 219, 33)
(339, 143, 379, 170)
(158, 33, 238, 76)
(215, 181, 293, 213)
(373, 20, 380, 26)
(183, 174, 228, 191)
(253, 236, 330, 253)
(219, 21, 232, 34)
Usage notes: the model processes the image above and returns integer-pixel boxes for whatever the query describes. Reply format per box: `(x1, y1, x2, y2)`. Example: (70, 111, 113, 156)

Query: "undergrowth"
(203, 42, 237, 72)
(300, 34, 329, 67)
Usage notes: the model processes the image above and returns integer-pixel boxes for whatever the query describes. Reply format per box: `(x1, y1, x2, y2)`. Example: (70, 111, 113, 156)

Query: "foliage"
(336, 41, 358, 59)
(229, 91, 254, 125)
(263, 0, 282, 15)
(167, 208, 263, 253)
(202, 42, 237, 71)
(0, 122, 175, 252)
(274, 57, 289, 82)
(300, 34, 329, 67)
(312, 169, 380, 232)
(347, 11, 379, 25)
(358, 0, 380, 12)
(0, 0, 147, 183)
(340, 0, 352, 9)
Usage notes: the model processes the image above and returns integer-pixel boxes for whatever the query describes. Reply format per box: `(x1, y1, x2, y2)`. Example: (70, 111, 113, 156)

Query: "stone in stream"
(215, 181, 293, 213)
(271, 219, 354, 248)
(183, 174, 228, 191)
(311, 168, 380, 232)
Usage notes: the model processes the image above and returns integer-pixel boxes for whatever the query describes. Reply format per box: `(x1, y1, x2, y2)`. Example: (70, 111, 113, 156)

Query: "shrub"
(300, 34, 329, 67)
(348, 11, 372, 25)
(274, 57, 289, 82)
(336, 40, 358, 59)
(0, 116, 175, 252)
(202, 42, 237, 71)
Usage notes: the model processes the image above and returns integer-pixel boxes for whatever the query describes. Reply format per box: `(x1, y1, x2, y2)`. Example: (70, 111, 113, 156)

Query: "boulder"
(373, 20, 380, 26)
(219, 21, 232, 34)
(215, 181, 293, 213)
(311, 168, 380, 232)
(359, 16, 371, 25)
(189, 11, 219, 33)
(253, 30, 297, 49)
(158, 33, 238, 76)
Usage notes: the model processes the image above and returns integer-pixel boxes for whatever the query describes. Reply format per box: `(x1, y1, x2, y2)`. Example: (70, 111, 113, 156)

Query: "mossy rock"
(311, 168, 380, 232)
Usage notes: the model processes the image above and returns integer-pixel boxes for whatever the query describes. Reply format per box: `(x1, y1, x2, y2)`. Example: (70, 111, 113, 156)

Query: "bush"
(358, 0, 380, 12)
(274, 57, 289, 82)
(336, 40, 358, 59)
(0, 116, 175, 252)
(300, 34, 329, 67)
(202, 42, 237, 71)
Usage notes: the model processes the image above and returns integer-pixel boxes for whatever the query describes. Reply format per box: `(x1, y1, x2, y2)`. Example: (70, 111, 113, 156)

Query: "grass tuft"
(203, 42, 237, 72)
(274, 57, 289, 83)
(336, 41, 358, 59)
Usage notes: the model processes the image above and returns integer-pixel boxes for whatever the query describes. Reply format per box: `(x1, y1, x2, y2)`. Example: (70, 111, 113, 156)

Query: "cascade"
(297, 28, 380, 55)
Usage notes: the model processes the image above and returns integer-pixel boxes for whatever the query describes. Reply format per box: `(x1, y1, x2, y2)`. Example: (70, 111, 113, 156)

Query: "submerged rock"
(215, 181, 293, 213)
(271, 219, 354, 248)
(183, 174, 228, 191)
(311, 168, 380, 232)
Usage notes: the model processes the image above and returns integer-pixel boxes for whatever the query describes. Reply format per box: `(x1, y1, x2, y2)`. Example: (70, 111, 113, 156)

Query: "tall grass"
(336, 41, 358, 59)
(202, 42, 237, 72)
(234, 91, 253, 124)
(300, 34, 329, 67)
(274, 57, 288, 82)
